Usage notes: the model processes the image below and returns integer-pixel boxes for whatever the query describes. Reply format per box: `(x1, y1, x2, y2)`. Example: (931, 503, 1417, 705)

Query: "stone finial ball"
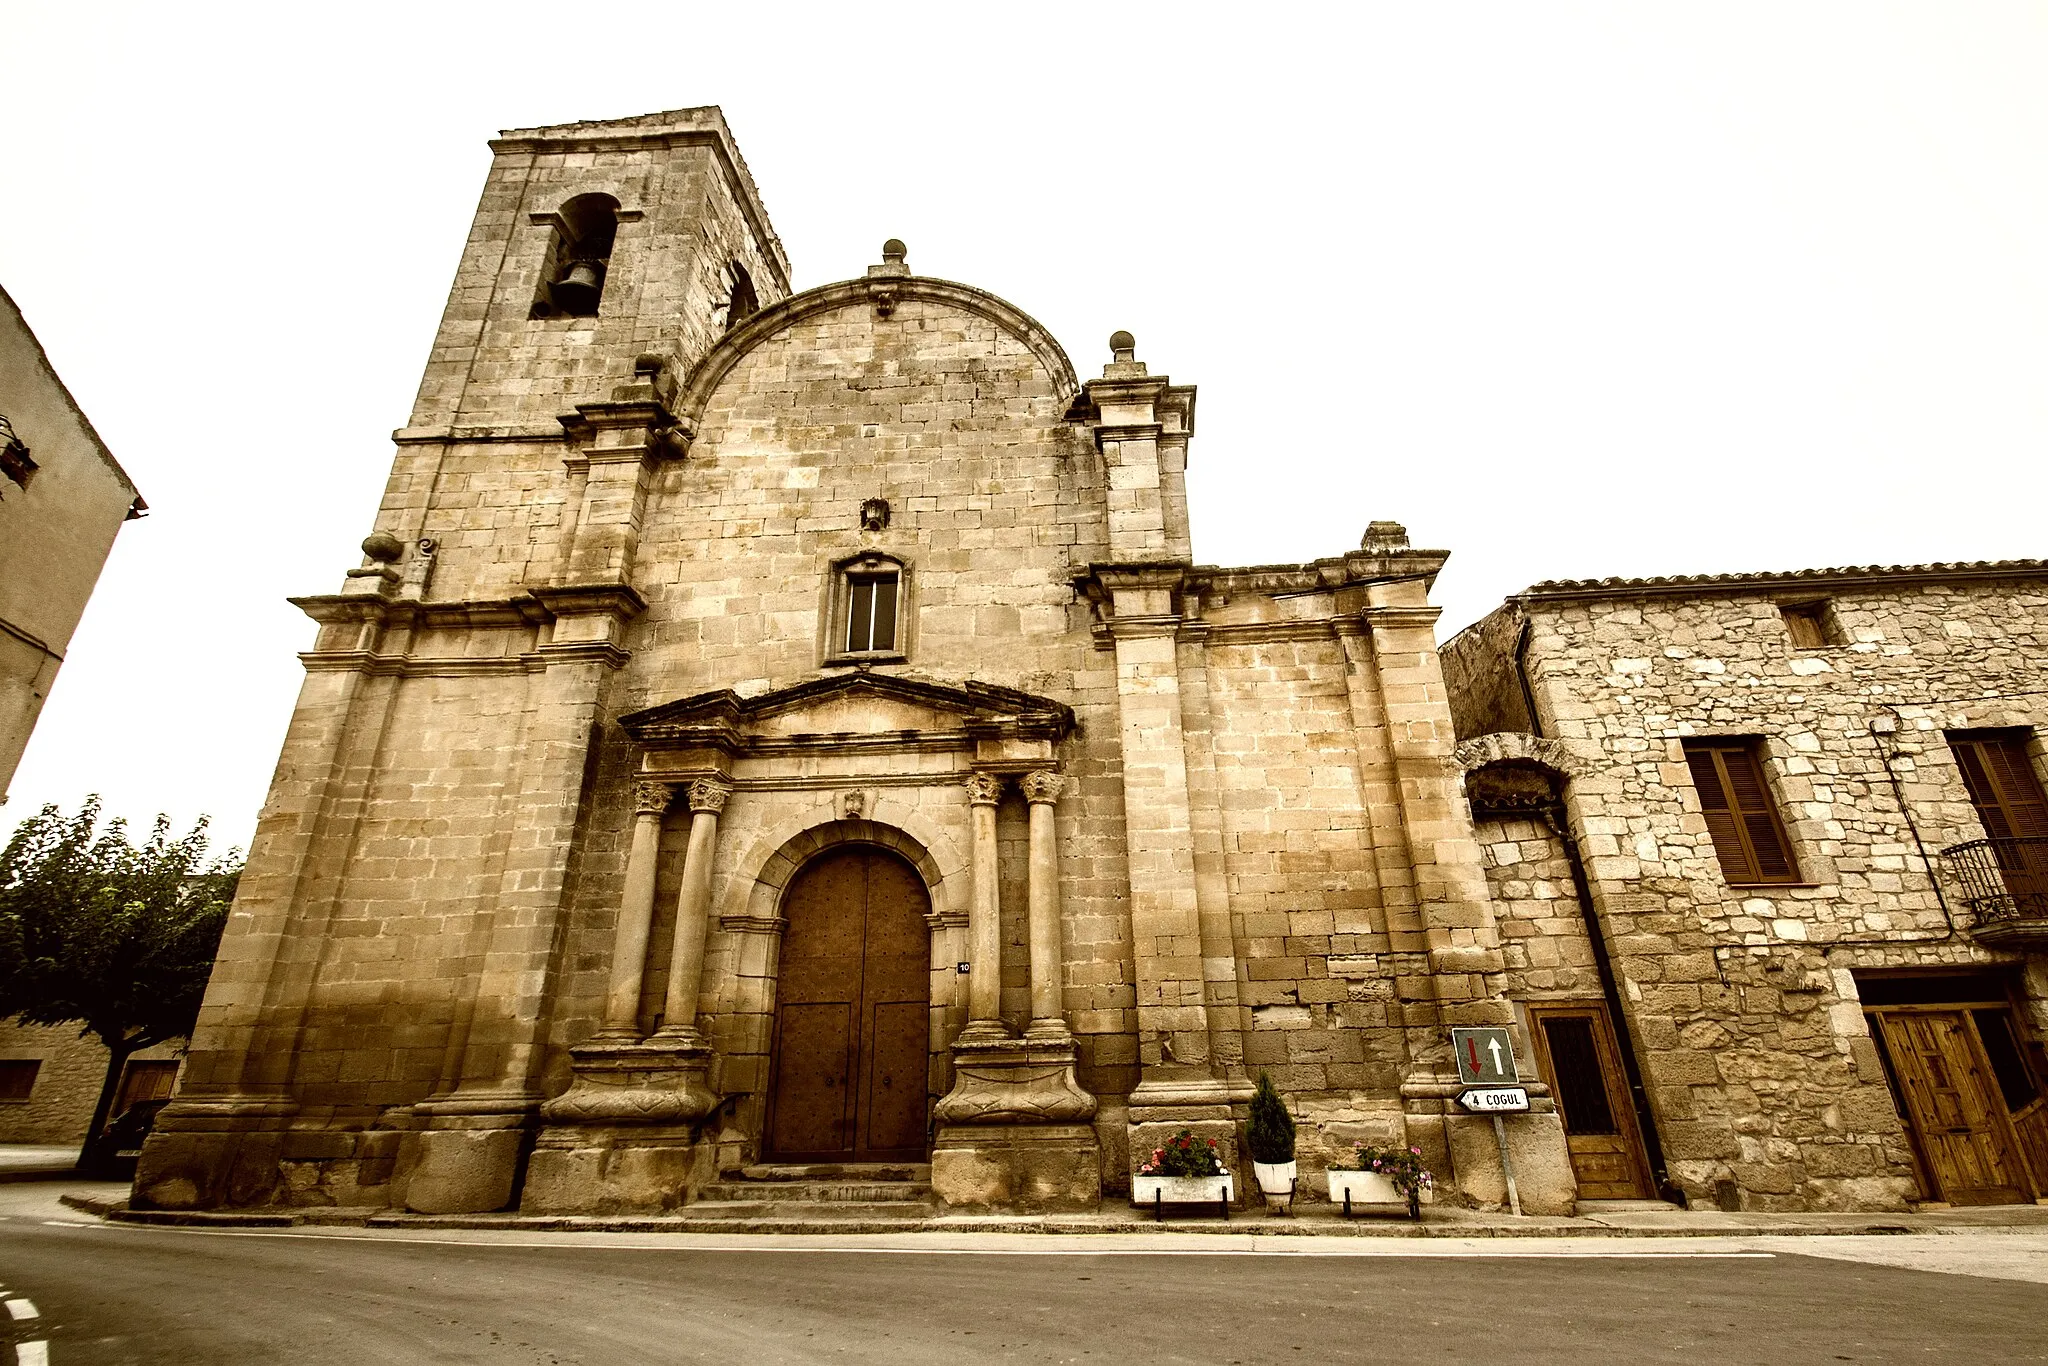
(1109, 330, 1136, 353)
(361, 531, 404, 563)
(882, 238, 907, 260)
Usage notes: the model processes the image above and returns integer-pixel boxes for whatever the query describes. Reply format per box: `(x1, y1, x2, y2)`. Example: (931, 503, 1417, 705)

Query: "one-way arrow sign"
(1450, 1026, 1519, 1086)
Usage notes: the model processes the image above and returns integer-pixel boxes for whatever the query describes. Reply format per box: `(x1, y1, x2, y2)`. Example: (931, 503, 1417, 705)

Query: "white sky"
(3, 2, 2044, 853)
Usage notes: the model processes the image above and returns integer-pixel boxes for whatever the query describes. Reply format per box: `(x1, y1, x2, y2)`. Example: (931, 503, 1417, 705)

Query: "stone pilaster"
(404, 585, 644, 1214)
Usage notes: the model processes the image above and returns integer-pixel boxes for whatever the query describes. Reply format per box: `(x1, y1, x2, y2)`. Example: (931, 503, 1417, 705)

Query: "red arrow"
(1466, 1036, 1482, 1077)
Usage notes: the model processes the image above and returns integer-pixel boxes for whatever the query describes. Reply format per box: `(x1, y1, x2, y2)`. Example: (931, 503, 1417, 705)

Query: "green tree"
(0, 798, 239, 1173)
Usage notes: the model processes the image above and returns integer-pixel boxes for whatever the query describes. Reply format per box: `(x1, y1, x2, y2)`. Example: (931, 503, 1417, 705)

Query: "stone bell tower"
(136, 109, 796, 1216)
(408, 106, 789, 433)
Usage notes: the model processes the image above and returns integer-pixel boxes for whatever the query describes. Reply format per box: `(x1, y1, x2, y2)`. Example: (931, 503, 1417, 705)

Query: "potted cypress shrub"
(1245, 1072, 1297, 1209)
(1132, 1128, 1234, 1218)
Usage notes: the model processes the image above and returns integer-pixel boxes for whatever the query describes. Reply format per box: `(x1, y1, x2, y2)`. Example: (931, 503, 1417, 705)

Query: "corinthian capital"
(633, 780, 676, 815)
(1020, 770, 1066, 805)
(963, 772, 1004, 806)
(688, 776, 734, 815)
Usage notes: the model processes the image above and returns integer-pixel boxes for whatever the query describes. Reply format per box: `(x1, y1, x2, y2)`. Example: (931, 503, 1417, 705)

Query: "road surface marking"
(38, 1222, 90, 1229)
(16, 1342, 47, 1366)
(5, 1299, 37, 1320)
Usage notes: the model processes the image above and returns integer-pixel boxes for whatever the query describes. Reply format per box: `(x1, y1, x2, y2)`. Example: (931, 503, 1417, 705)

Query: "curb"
(56, 1192, 2048, 1240)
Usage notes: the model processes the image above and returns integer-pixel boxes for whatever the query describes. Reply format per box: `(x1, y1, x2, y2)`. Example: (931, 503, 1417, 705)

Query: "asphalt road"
(2, 1186, 2044, 1364)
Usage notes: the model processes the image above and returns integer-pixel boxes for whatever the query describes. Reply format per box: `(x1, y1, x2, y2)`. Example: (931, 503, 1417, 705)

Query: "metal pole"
(1492, 1113, 1522, 1217)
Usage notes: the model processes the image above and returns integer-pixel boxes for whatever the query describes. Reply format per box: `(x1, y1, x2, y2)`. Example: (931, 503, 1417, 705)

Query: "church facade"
(135, 107, 2046, 1218)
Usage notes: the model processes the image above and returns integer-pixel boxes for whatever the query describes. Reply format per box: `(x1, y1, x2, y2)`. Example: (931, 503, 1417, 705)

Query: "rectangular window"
(1780, 602, 1831, 648)
(1951, 731, 2048, 843)
(1683, 739, 1798, 885)
(0, 1060, 39, 1102)
(1949, 729, 2048, 905)
(844, 572, 899, 653)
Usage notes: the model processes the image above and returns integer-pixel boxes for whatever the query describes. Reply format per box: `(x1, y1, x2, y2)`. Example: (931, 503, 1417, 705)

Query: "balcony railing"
(1940, 837, 2048, 931)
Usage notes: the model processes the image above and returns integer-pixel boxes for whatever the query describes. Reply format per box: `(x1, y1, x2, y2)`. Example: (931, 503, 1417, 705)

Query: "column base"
(1123, 1071, 1256, 1207)
(539, 1038, 717, 1125)
(521, 1125, 713, 1214)
(1400, 1074, 1575, 1215)
(132, 1093, 299, 1210)
(931, 1123, 1101, 1212)
(934, 1035, 1097, 1125)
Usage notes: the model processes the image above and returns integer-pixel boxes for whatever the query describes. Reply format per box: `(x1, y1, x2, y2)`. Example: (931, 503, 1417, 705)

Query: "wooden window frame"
(1779, 600, 1833, 649)
(1948, 729, 2048, 844)
(822, 552, 909, 666)
(1683, 738, 1801, 886)
(0, 1060, 40, 1103)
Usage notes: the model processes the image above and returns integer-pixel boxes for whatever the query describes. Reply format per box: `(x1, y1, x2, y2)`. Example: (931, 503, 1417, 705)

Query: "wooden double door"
(1869, 1005, 2047, 1205)
(765, 846, 932, 1162)
(1527, 1003, 1656, 1200)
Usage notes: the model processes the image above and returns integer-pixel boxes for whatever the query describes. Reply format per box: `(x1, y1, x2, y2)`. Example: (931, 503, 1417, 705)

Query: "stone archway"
(763, 842, 934, 1162)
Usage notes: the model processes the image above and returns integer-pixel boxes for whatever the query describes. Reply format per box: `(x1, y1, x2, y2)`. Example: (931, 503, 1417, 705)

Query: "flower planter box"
(1328, 1168, 1420, 1220)
(1132, 1172, 1234, 1219)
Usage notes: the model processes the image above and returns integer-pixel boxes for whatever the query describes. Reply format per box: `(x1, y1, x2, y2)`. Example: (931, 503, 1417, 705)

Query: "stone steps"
(695, 1182, 932, 1204)
(737, 1163, 930, 1183)
(691, 1161, 934, 1217)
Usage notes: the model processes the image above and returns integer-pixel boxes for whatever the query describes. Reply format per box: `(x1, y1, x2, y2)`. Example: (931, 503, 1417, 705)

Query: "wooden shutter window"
(1951, 732, 2048, 844)
(1684, 740, 1798, 885)
(1781, 602, 1830, 649)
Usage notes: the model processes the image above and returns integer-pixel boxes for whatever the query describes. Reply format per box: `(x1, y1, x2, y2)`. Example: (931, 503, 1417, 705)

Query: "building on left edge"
(0, 282, 162, 1146)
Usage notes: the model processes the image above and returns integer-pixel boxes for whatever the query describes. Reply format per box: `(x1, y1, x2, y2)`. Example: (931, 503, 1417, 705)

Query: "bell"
(551, 259, 603, 313)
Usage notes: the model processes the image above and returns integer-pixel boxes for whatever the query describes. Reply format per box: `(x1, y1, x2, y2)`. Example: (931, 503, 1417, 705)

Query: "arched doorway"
(765, 844, 931, 1162)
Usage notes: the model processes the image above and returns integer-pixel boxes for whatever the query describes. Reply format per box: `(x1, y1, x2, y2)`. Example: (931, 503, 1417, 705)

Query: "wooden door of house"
(1871, 1008, 2030, 1205)
(766, 846, 931, 1162)
(1528, 1003, 1655, 1200)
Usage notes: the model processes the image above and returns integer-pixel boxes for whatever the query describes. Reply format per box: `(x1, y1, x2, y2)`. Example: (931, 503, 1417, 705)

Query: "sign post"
(1451, 1027, 1525, 1217)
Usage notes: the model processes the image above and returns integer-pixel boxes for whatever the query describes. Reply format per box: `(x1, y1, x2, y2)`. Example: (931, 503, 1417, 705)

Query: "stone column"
(1021, 770, 1070, 1040)
(599, 780, 674, 1039)
(934, 765, 1099, 1214)
(653, 776, 732, 1043)
(961, 771, 1008, 1040)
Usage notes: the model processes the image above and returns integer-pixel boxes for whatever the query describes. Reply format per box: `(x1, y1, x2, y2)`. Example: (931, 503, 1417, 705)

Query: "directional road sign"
(1459, 1086, 1531, 1113)
(1450, 1026, 1519, 1085)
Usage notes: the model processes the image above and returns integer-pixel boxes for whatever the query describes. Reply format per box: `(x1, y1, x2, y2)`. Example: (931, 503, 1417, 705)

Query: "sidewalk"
(53, 1186, 2048, 1240)
(0, 1145, 79, 1183)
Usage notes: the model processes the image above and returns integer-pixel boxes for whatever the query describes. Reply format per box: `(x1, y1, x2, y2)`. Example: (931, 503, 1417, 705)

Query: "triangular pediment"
(619, 672, 1072, 750)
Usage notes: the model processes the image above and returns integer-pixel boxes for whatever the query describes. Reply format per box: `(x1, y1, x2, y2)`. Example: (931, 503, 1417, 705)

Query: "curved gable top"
(676, 274, 1080, 425)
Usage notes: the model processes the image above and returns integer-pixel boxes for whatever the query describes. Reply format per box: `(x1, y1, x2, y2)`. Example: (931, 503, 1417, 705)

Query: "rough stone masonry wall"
(1501, 576, 2048, 1209)
(1478, 815, 1602, 1000)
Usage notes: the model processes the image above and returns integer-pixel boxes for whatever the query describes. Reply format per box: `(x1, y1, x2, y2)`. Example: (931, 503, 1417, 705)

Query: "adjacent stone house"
(1442, 562, 2048, 1209)
(136, 107, 1577, 1216)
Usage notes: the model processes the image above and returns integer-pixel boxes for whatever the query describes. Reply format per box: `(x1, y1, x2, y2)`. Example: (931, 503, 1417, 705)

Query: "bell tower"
(407, 107, 791, 431)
